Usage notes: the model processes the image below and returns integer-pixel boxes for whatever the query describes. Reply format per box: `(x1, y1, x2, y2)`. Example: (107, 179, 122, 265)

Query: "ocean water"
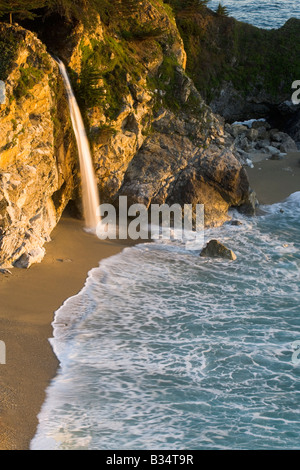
(209, 0, 300, 29)
(31, 3, 300, 451)
(31, 193, 300, 450)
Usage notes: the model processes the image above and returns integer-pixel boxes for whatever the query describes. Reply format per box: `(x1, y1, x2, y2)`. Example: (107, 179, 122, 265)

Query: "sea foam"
(31, 193, 300, 450)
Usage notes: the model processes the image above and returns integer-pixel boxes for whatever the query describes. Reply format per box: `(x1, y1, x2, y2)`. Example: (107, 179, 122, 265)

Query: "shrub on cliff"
(0, 0, 46, 23)
(72, 63, 104, 109)
(216, 3, 229, 17)
(0, 28, 19, 80)
(174, 7, 300, 104)
(164, 0, 210, 13)
(0, 0, 141, 24)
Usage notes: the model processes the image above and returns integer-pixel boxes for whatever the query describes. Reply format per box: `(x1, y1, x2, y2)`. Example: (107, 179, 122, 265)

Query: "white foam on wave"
(31, 193, 300, 450)
(232, 118, 266, 128)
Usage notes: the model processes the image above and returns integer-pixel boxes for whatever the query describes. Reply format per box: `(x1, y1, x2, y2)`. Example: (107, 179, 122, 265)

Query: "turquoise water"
(31, 2, 300, 451)
(31, 193, 300, 450)
(210, 0, 300, 28)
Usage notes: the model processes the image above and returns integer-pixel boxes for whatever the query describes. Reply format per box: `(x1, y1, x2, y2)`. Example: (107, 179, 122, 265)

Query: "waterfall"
(57, 59, 100, 231)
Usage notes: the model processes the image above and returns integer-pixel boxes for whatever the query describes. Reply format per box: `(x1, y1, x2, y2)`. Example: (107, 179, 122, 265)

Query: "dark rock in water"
(200, 240, 237, 261)
(118, 125, 251, 228)
(238, 190, 258, 216)
(231, 220, 243, 226)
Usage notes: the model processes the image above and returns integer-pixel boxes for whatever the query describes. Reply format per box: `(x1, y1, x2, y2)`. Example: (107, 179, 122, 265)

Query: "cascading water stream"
(57, 59, 100, 231)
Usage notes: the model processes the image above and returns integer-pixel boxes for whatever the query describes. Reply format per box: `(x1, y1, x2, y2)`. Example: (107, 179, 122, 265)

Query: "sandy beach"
(0, 214, 128, 450)
(0, 152, 299, 451)
(246, 151, 300, 205)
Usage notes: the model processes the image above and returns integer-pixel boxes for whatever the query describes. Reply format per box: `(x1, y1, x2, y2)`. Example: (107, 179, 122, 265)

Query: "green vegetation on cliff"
(57, 1, 181, 122)
(164, 0, 210, 13)
(0, 29, 18, 80)
(216, 3, 229, 17)
(72, 34, 146, 120)
(0, 1, 46, 23)
(1, 0, 300, 120)
(0, 0, 140, 24)
(173, 7, 300, 102)
(14, 65, 44, 99)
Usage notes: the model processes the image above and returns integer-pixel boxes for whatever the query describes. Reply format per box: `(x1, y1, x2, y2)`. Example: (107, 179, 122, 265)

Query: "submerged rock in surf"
(200, 240, 237, 261)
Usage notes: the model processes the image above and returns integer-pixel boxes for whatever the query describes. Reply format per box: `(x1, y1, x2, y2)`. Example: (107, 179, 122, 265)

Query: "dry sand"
(0, 151, 299, 451)
(246, 151, 300, 205)
(0, 214, 127, 450)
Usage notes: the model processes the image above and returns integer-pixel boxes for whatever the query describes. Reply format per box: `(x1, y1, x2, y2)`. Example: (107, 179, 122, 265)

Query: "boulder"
(269, 130, 285, 142)
(200, 240, 237, 260)
(252, 121, 271, 130)
(231, 220, 243, 226)
(247, 128, 259, 141)
(231, 122, 299, 161)
(118, 133, 251, 228)
(256, 127, 269, 140)
(280, 137, 298, 153)
(0, 268, 12, 275)
(238, 190, 258, 215)
(231, 125, 248, 138)
(13, 248, 45, 269)
(266, 146, 281, 156)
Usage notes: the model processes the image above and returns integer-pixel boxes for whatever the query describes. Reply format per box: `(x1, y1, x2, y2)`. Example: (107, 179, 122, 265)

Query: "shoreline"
(0, 214, 129, 450)
(0, 152, 299, 451)
(246, 151, 300, 205)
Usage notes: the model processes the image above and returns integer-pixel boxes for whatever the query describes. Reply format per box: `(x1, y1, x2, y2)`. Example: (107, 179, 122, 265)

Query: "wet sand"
(246, 151, 300, 205)
(0, 214, 127, 450)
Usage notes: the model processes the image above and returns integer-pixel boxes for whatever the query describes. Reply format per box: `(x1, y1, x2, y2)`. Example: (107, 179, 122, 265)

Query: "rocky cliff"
(57, 0, 252, 226)
(0, 23, 77, 267)
(0, 1, 271, 267)
(173, 6, 300, 131)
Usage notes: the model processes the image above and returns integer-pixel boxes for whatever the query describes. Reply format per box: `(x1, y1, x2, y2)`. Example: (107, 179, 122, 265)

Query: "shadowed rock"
(13, 248, 45, 269)
(200, 240, 237, 260)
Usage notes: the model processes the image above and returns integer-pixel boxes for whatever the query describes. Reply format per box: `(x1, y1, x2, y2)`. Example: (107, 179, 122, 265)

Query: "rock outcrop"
(200, 239, 237, 261)
(225, 121, 299, 164)
(0, 1, 264, 267)
(175, 7, 300, 133)
(0, 24, 77, 268)
(56, 0, 189, 204)
(118, 106, 251, 227)
(57, 5, 252, 228)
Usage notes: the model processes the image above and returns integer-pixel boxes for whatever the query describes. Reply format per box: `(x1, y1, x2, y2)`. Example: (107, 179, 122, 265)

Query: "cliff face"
(60, 0, 251, 226)
(0, 1, 254, 267)
(0, 24, 77, 268)
(174, 7, 300, 128)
